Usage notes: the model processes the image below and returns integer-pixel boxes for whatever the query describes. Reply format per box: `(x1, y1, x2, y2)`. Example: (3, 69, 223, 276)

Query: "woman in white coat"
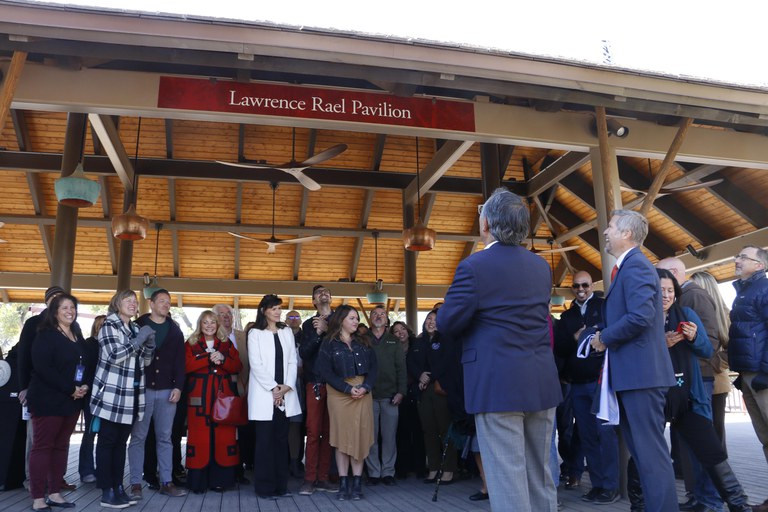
(247, 294, 301, 499)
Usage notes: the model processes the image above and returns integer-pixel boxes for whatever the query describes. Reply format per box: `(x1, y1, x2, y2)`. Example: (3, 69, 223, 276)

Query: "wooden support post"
(402, 190, 418, 331)
(639, 118, 694, 216)
(0, 51, 27, 133)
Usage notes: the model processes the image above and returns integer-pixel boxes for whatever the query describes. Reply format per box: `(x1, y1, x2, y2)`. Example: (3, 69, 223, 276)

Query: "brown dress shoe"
(159, 483, 187, 497)
(60, 480, 77, 491)
(563, 476, 581, 490)
(129, 484, 143, 501)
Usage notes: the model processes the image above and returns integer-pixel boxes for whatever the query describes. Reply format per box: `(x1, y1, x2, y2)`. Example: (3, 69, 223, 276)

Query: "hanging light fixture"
(366, 230, 388, 305)
(112, 117, 149, 240)
(403, 137, 436, 251)
(548, 239, 566, 306)
(55, 121, 101, 207)
(143, 223, 163, 299)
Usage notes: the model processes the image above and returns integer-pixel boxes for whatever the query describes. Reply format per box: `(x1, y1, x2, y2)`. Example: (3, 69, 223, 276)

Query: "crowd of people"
(0, 187, 767, 512)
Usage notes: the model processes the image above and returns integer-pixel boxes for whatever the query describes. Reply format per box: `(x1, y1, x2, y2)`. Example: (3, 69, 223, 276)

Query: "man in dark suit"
(437, 188, 562, 512)
(589, 209, 677, 512)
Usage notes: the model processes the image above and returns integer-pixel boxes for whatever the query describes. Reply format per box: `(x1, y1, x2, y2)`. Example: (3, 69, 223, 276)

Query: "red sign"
(158, 76, 475, 132)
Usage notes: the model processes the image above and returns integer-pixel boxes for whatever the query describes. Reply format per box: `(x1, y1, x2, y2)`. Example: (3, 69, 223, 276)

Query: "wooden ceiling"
(1, 1, 768, 312)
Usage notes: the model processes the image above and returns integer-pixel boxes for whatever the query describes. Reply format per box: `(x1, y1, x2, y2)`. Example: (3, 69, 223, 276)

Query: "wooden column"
(590, 125, 622, 286)
(50, 113, 87, 291)
(116, 189, 135, 291)
(0, 51, 27, 133)
(402, 191, 418, 331)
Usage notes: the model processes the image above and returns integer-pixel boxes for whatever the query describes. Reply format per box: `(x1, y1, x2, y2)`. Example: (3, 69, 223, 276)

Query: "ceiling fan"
(620, 158, 723, 197)
(227, 182, 321, 254)
(217, 128, 347, 191)
(0, 221, 6, 243)
(531, 236, 579, 255)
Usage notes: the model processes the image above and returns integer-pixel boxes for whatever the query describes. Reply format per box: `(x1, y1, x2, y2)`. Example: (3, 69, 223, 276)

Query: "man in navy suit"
(590, 209, 677, 512)
(437, 188, 562, 512)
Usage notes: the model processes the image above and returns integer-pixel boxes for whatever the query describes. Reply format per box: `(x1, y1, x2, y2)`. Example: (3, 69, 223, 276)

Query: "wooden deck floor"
(1, 415, 766, 511)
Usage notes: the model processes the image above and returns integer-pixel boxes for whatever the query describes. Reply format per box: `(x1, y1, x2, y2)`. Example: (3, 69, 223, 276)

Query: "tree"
(0, 303, 33, 355)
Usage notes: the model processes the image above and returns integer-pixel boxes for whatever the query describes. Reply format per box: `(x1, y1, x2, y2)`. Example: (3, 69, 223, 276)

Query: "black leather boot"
(351, 475, 363, 500)
(627, 458, 645, 512)
(704, 460, 752, 512)
(336, 476, 348, 501)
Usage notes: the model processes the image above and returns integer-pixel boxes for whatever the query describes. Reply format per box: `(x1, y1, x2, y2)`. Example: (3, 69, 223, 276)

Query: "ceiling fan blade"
(281, 168, 322, 191)
(227, 231, 265, 242)
(0, 221, 4, 228)
(272, 235, 322, 245)
(619, 184, 647, 195)
(216, 160, 276, 170)
(300, 144, 348, 167)
(537, 246, 580, 254)
(660, 179, 724, 194)
(0, 238, 6, 243)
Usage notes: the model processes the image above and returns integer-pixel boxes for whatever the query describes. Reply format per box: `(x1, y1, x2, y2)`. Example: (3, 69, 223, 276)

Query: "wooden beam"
(404, 140, 474, 204)
(526, 151, 590, 197)
(0, 51, 26, 135)
(639, 117, 694, 216)
(292, 187, 309, 280)
(98, 175, 117, 274)
(0, 151, 525, 196)
(349, 189, 375, 282)
(678, 226, 768, 273)
(10, 109, 30, 152)
(165, 118, 174, 159)
(0, 271, 451, 301)
(87, 114, 135, 190)
(24, 171, 53, 269)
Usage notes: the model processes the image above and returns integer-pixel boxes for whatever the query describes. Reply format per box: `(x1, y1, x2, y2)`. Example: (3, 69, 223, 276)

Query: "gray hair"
(743, 245, 768, 269)
(481, 188, 529, 245)
(108, 289, 137, 315)
(611, 209, 648, 245)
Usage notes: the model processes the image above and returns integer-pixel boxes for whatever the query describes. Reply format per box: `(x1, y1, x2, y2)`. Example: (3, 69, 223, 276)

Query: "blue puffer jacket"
(728, 271, 768, 374)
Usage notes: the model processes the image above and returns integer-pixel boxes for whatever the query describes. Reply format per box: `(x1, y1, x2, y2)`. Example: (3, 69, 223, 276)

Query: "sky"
(32, 0, 768, 87)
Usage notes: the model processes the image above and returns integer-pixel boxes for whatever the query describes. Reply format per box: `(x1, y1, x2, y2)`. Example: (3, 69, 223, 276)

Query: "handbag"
(212, 381, 248, 426)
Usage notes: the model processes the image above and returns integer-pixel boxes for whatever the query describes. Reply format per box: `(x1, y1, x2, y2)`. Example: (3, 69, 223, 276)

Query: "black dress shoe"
(382, 476, 396, 486)
(679, 496, 700, 511)
(439, 478, 455, 485)
(422, 477, 437, 484)
(367, 477, 380, 486)
(469, 491, 489, 501)
(44, 499, 75, 508)
(210, 486, 225, 493)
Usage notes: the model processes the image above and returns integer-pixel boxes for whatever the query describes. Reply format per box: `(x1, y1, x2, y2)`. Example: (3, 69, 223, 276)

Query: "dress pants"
(79, 402, 97, 479)
(476, 408, 557, 512)
(366, 398, 399, 478)
(417, 384, 456, 473)
(617, 387, 678, 512)
(571, 381, 619, 490)
(253, 408, 289, 496)
(304, 382, 332, 483)
(128, 388, 177, 484)
(29, 414, 79, 499)
(740, 372, 768, 466)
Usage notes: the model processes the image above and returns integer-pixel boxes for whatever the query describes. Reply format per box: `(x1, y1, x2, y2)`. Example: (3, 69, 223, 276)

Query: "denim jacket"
(316, 337, 378, 394)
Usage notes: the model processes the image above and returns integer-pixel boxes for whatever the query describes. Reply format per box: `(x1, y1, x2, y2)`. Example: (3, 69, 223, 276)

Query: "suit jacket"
(600, 246, 675, 392)
(246, 327, 301, 421)
(437, 243, 562, 414)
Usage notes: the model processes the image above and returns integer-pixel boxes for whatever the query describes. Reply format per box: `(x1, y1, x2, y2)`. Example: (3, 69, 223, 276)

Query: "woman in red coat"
(185, 310, 243, 493)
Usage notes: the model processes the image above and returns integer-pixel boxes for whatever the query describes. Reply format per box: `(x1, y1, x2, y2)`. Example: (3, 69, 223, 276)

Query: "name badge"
(75, 364, 85, 383)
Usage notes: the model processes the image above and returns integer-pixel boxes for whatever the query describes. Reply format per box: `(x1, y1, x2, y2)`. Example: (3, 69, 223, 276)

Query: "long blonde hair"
(690, 271, 731, 349)
(187, 310, 228, 345)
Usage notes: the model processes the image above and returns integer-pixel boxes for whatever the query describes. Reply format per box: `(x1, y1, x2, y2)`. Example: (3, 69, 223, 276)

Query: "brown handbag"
(212, 381, 248, 426)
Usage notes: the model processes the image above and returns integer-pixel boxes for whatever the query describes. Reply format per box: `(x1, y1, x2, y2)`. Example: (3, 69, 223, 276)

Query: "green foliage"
(0, 303, 33, 355)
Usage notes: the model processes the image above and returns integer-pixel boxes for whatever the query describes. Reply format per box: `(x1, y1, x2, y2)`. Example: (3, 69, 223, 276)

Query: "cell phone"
(676, 322, 687, 334)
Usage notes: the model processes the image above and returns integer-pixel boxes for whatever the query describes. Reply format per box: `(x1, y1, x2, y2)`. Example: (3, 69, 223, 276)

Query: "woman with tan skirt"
(316, 305, 378, 501)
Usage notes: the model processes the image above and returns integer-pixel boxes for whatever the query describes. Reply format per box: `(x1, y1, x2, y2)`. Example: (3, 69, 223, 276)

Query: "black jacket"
(27, 328, 85, 417)
(554, 295, 605, 384)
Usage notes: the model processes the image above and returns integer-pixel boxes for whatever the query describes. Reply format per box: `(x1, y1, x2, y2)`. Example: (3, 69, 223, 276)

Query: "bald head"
(571, 270, 593, 302)
(656, 257, 687, 284)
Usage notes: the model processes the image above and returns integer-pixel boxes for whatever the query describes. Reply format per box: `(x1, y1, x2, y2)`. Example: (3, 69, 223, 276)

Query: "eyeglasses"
(477, 204, 484, 215)
(571, 283, 591, 289)
(287, 315, 300, 320)
(734, 254, 762, 264)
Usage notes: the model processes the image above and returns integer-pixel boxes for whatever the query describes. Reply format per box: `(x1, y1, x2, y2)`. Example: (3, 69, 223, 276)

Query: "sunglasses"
(287, 315, 301, 320)
(571, 283, 590, 289)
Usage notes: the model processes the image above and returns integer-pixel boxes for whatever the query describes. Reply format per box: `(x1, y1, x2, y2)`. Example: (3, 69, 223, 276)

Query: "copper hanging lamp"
(403, 137, 436, 251)
(112, 117, 149, 241)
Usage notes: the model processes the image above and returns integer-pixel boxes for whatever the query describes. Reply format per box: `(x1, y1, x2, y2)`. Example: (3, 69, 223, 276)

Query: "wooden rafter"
(639, 117, 694, 215)
(0, 51, 27, 134)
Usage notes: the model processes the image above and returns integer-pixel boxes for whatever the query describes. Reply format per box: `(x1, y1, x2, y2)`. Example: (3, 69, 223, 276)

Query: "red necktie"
(611, 264, 618, 281)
